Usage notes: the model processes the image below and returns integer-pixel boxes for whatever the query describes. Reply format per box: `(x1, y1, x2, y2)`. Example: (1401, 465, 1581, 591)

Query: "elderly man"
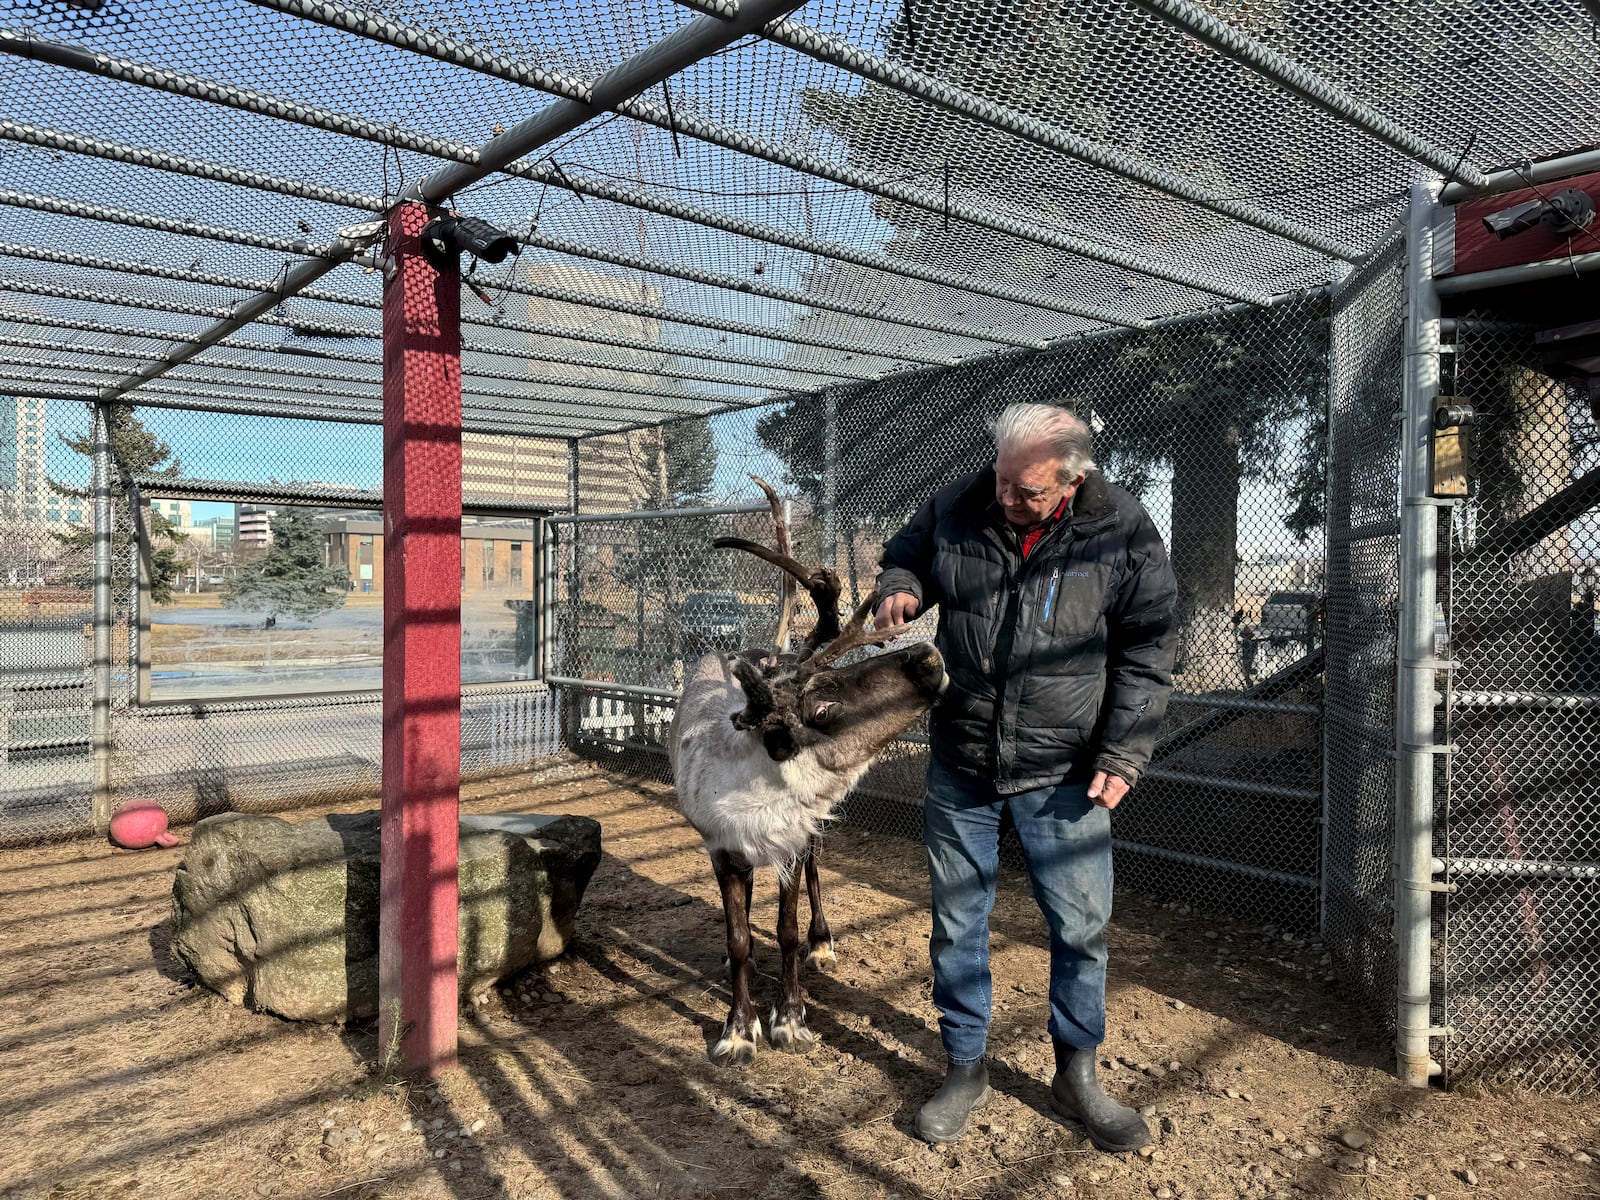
(874, 402, 1178, 1150)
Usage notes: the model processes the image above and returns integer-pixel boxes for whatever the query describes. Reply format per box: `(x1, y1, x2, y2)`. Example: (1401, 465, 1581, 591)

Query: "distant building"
(11, 395, 86, 528)
(317, 514, 538, 598)
(235, 504, 274, 549)
(460, 264, 674, 515)
(148, 497, 192, 528)
(193, 515, 234, 547)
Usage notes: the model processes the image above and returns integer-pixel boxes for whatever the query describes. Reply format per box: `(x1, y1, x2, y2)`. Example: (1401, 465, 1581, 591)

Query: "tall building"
(12, 395, 86, 528)
(235, 503, 274, 549)
(194, 515, 234, 547)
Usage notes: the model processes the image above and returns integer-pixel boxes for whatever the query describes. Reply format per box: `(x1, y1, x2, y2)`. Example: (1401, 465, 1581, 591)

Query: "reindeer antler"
(795, 590, 900, 679)
(754, 475, 796, 650)
(712, 474, 844, 654)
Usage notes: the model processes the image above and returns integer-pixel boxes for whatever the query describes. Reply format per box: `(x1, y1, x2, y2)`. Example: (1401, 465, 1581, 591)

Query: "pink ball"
(109, 801, 180, 850)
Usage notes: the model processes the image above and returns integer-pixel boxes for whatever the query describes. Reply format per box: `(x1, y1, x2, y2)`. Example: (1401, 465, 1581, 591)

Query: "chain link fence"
(0, 401, 566, 843)
(1436, 316, 1600, 1095)
(5, 273, 1600, 1095)
(557, 294, 1330, 931)
(1322, 231, 1405, 1038)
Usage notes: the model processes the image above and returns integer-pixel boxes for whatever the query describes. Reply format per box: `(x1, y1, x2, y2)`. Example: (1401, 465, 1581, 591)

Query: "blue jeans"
(924, 758, 1113, 1063)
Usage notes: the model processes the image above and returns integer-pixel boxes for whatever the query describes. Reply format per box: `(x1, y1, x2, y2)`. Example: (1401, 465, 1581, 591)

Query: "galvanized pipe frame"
(0, 186, 339, 258)
(546, 500, 769, 524)
(0, 236, 885, 381)
(1434, 251, 1600, 295)
(514, 161, 1170, 325)
(1395, 182, 1445, 1088)
(545, 672, 1325, 893)
(237, 0, 1267, 300)
(129, 471, 553, 514)
(2, 382, 573, 437)
(198, 344, 777, 410)
(0, 28, 1201, 330)
(514, 230, 1048, 350)
(466, 274, 965, 368)
(0, 119, 384, 212)
(90, 401, 114, 832)
(567, 279, 1337, 443)
(2, 226, 974, 372)
(1440, 146, 1600, 204)
(0, 129, 1024, 380)
(0, 116, 1149, 334)
(294, 284, 886, 379)
(0, 365, 685, 431)
(0, 350, 729, 420)
(0, 298, 815, 397)
(0, 159, 1046, 355)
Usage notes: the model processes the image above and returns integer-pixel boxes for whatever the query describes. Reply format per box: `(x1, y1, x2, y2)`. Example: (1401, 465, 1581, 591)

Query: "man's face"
(995, 444, 1084, 528)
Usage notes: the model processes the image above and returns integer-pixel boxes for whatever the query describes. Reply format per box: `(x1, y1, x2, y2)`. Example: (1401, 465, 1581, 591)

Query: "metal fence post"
(563, 437, 582, 746)
(820, 385, 839, 570)
(90, 400, 114, 831)
(130, 483, 152, 707)
(1396, 181, 1444, 1087)
(532, 515, 547, 681)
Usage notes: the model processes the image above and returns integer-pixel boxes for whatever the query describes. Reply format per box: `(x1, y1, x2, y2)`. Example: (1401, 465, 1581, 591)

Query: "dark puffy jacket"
(877, 467, 1178, 794)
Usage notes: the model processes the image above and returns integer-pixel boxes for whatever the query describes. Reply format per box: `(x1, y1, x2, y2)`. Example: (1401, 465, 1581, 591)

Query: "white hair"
(989, 403, 1095, 482)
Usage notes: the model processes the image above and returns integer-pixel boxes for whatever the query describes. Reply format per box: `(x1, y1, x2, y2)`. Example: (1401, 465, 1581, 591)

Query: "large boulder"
(169, 810, 601, 1022)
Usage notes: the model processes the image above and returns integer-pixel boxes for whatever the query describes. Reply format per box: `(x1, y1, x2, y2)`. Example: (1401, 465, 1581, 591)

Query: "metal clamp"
(1400, 741, 1455, 755)
(1403, 495, 1462, 508)
(1403, 657, 1457, 669)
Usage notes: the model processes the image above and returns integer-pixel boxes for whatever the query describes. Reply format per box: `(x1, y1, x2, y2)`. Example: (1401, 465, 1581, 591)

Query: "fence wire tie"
(549, 160, 585, 202)
(661, 83, 683, 158)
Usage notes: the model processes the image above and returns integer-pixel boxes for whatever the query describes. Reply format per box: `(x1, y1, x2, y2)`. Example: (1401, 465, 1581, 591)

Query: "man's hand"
(874, 592, 920, 631)
(1088, 770, 1130, 810)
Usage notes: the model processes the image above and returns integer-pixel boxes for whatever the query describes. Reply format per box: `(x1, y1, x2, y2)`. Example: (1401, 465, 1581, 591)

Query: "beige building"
(319, 515, 535, 599)
(462, 263, 678, 515)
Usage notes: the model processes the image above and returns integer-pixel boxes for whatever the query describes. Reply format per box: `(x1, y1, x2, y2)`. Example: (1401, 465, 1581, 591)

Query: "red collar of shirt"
(1020, 494, 1071, 559)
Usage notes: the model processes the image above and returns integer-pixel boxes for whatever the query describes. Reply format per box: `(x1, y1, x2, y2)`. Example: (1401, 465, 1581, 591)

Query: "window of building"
(510, 542, 523, 585)
(482, 539, 495, 583)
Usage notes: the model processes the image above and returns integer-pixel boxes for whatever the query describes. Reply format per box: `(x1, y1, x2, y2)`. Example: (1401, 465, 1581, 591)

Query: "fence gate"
(1322, 230, 1406, 1040)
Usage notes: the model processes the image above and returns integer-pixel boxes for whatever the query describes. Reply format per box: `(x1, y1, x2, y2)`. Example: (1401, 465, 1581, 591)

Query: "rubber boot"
(914, 1058, 992, 1144)
(1049, 1041, 1151, 1152)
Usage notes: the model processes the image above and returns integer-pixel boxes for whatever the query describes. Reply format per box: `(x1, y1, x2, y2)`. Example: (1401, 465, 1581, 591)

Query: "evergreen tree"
(222, 508, 349, 625)
(49, 404, 185, 606)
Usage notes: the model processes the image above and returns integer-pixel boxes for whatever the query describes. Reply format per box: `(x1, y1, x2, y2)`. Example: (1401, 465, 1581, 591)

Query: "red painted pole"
(378, 202, 462, 1077)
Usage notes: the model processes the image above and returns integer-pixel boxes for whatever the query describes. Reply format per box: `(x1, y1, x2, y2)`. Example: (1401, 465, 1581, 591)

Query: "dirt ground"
(1, 756, 1596, 1200)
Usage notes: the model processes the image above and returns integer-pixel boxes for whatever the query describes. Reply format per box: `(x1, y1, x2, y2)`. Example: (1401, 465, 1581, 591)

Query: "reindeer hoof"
(805, 941, 836, 973)
(711, 1019, 762, 1067)
(767, 1008, 818, 1053)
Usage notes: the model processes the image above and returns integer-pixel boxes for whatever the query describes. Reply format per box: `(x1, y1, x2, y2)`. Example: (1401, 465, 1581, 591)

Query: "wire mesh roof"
(0, 0, 1596, 436)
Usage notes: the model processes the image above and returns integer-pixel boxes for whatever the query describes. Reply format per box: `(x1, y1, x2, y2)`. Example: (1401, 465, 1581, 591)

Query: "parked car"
(1259, 589, 1320, 647)
(681, 591, 747, 652)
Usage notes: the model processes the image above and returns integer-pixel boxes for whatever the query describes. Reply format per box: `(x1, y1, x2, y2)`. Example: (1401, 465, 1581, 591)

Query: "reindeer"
(670, 479, 947, 1065)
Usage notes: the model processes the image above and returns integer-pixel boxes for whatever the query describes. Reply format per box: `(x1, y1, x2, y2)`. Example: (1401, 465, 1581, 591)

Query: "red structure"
(1447, 169, 1600, 278)
(378, 202, 464, 1077)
